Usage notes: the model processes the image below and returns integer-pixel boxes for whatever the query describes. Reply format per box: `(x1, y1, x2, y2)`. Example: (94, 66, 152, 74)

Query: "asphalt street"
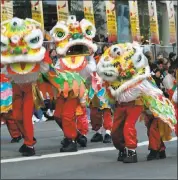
(1, 121, 177, 179)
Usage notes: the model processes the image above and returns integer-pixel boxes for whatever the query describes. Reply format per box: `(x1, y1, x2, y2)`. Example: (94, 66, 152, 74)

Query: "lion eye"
(86, 29, 92, 35)
(56, 31, 65, 38)
(30, 36, 40, 44)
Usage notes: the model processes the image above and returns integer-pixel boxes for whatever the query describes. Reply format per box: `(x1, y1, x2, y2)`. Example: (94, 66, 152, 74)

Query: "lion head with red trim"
(50, 15, 97, 71)
(1, 17, 46, 75)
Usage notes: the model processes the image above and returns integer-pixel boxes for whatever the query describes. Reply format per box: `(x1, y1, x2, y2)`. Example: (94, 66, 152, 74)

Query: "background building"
(12, 0, 177, 46)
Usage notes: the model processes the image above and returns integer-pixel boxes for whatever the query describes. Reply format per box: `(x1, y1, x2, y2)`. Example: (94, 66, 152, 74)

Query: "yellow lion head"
(1, 17, 46, 74)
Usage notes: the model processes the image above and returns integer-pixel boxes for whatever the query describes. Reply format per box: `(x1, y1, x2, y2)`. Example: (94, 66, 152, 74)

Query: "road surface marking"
(1, 137, 177, 164)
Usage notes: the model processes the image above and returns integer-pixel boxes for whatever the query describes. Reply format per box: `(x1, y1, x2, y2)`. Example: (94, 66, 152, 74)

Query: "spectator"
(169, 52, 176, 65)
(49, 49, 58, 66)
(152, 68, 169, 98)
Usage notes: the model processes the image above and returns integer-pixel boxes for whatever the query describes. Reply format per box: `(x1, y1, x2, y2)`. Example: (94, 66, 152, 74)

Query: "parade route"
(1, 121, 177, 179)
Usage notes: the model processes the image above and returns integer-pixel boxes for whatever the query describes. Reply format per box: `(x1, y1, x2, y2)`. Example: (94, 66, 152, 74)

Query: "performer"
(0, 64, 22, 143)
(89, 71, 114, 143)
(97, 43, 177, 163)
(1, 17, 50, 156)
(45, 15, 97, 151)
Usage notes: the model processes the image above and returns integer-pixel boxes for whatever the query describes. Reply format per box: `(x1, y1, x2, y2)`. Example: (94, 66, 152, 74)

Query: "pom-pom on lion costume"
(97, 42, 177, 163)
(1, 17, 51, 156)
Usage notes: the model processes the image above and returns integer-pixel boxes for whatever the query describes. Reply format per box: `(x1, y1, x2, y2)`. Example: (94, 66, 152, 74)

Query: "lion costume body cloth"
(97, 43, 177, 151)
(42, 15, 97, 141)
(1, 17, 50, 147)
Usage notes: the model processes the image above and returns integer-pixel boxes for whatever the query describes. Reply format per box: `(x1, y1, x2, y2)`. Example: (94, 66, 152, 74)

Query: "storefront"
(6, 0, 178, 45)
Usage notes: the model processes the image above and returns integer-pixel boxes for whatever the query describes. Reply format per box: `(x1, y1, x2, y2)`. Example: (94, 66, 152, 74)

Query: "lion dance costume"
(1, 17, 50, 156)
(97, 43, 177, 163)
(43, 15, 97, 152)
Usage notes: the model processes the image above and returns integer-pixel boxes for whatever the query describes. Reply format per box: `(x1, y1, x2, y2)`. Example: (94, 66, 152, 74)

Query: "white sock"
(105, 130, 111, 135)
(96, 128, 102, 134)
(128, 148, 136, 152)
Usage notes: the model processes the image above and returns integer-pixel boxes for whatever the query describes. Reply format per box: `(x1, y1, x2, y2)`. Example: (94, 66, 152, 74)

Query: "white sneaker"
(46, 109, 54, 117)
(1, 121, 5, 125)
(40, 115, 47, 122)
(32, 115, 40, 123)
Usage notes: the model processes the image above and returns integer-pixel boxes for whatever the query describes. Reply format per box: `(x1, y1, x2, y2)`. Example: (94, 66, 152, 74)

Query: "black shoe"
(103, 134, 112, 143)
(60, 139, 78, 152)
(91, 133, 103, 142)
(19, 144, 27, 153)
(123, 150, 138, 163)
(159, 150, 166, 159)
(11, 136, 22, 143)
(147, 150, 160, 161)
(61, 137, 70, 147)
(77, 135, 87, 147)
(22, 146, 35, 156)
(117, 148, 127, 161)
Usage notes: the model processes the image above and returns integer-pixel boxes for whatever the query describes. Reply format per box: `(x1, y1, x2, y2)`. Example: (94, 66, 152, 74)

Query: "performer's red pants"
(111, 102, 143, 150)
(1, 114, 22, 138)
(76, 107, 89, 135)
(6, 119, 22, 138)
(90, 107, 112, 131)
(54, 96, 78, 140)
(12, 83, 36, 146)
(143, 113, 166, 151)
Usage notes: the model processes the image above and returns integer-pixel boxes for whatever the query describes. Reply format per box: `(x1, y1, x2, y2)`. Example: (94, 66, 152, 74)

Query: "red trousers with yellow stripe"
(143, 113, 166, 151)
(76, 106, 89, 135)
(12, 83, 36, 146)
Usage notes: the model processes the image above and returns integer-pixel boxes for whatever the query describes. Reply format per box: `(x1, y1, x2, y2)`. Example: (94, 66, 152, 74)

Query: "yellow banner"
(105, 0, 117, 43)
(56, 1, 69, 22)
(83, 0, 95, 25)
(31, 0, 44, 29)
(128, 0, 141, 42)
(1, 0, 13, 22)
(166, 1, 176, 44)
(148, 1, 160, 44)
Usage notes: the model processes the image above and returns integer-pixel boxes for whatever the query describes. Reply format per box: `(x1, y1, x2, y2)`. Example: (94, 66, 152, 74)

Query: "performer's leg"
(111, 105, 126, 158)
(90, 107, 103, 142)
(103, 108, 112, 143)
(60, 98, 78, 152)
(76, 106, 88, 147)
(147, 118, 167, 160)
(12, 84, 25, 137)
(21, 84, 36, 156)
(54, 96, 65, 130)
(123, 105, 143, 163)
(6, 119, 22, 143)
(77, 106, 89, 135)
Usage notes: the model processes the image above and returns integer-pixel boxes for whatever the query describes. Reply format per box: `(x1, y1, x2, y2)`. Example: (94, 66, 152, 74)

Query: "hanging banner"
(105, 0, 117, 43)
(56, 1, 69, 22)
(83, 0, 95, 25)
(1, 0, 13, 22)
(166, 1, 176, 44)
(31, 0, 44, 29)
(128, 0, 141, 42)
(148, 1, 160, 44)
